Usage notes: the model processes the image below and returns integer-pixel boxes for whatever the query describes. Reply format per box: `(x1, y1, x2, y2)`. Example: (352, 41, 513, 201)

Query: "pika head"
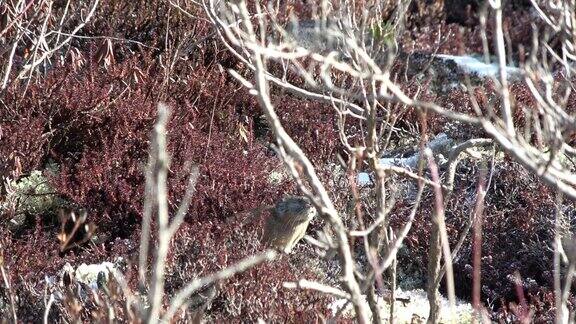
(262, 196, 317, 254)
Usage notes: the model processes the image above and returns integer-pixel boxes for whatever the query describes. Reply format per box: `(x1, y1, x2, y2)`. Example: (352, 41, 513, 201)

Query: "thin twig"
(163, 250, 277, 321)
(426, 149, 456, 322)
(283, 279, 352, 300)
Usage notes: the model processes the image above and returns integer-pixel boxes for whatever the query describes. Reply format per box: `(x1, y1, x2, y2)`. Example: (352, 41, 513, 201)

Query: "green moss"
(370, 21, 396, 45)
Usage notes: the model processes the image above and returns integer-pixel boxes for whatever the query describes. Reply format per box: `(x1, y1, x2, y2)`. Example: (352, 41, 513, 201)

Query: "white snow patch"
(329, 288, 473, 323)
(357, 133, 453, 186)
(357, 158, 408, 186)
(435, 54, 522, 79)
(75, 262, 116, 290)
(357, 172, 372, 185)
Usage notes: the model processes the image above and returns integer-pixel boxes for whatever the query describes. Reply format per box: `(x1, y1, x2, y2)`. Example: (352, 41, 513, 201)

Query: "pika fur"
(262, 196, 317, 253)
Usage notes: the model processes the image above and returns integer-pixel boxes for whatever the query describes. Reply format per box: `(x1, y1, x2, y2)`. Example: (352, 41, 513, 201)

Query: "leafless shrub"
(0, 0, 101, 90)
(202, 0, 576, 322)
(201, 0, 475, 322)
(138, 103, 277, 323)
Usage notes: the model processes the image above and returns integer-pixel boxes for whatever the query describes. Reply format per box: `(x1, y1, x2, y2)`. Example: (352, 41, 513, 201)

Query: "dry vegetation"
(1, 0, 575, 322)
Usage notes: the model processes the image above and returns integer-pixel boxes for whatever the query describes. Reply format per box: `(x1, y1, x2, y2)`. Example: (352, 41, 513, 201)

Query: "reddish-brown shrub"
(1, 24, 340, 320)
(390, 159, 573, 320)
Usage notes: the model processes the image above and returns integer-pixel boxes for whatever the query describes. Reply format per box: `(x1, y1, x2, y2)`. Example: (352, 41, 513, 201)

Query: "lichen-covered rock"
(1, 168, 67, 232)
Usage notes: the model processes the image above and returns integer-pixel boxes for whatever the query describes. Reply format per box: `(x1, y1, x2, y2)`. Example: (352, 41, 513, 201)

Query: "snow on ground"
(357, 133, 453, 186)
(329, 288, 473, 323)
(435, 54, 522, 79)
(74, 262, 117, 290)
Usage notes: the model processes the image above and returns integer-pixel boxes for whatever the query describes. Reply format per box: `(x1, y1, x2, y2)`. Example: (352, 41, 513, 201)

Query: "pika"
(262, 196, 317, 254)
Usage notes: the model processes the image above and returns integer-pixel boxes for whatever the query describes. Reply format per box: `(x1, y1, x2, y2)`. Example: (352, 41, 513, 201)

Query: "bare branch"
(283, 279, 352, 300)
(163, 250, 277, 321)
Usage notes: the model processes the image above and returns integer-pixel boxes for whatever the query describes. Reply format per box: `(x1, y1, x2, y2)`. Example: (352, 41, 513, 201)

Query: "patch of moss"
(370, 21, 396, 45)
